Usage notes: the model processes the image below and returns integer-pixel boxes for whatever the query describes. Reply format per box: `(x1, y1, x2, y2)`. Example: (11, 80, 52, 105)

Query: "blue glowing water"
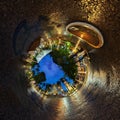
(32, 54, 74, 91)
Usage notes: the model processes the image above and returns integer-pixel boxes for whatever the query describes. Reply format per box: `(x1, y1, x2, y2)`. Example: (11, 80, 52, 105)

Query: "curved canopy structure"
(66, 22, 104, 48)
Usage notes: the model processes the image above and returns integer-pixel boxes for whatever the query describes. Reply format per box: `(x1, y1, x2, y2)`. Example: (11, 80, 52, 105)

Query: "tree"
(33, 72, 46, 84)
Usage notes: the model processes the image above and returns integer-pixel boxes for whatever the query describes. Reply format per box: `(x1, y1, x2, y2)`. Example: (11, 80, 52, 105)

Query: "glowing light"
(72, 38, 81, 53)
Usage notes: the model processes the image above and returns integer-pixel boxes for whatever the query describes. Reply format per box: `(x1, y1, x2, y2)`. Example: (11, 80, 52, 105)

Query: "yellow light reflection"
(81, 0, 106, 23)
(72, 38, 81, 53)
(70, 90, 81, 105)
(62, 97, 70, 112)
(55, 100, 65, 120)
